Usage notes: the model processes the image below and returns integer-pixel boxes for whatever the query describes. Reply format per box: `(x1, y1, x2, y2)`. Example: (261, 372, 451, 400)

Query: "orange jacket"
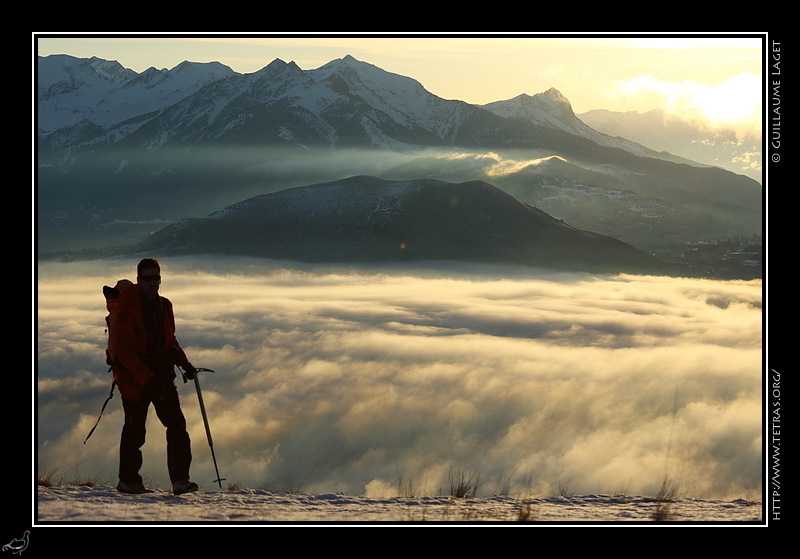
(106, 284, 188, 402)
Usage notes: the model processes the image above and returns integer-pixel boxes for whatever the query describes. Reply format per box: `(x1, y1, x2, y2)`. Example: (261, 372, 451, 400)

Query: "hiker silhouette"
(105, 258, 199, 496)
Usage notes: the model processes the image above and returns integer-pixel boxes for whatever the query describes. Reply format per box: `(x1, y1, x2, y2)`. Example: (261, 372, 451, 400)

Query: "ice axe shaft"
(187, 367, 226, 489)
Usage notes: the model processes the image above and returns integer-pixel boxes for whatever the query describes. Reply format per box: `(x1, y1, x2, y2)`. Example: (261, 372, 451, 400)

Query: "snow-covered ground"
(37, 483, 762, 524)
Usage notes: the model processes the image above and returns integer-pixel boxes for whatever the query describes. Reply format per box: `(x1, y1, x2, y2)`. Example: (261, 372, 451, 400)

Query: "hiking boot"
(173, 480, 199, 495)
(117, 481, 154, 494)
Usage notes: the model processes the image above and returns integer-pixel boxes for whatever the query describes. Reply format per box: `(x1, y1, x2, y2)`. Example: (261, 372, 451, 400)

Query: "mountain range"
(36, 54, 763, 277)
(37, 54, 707, 161)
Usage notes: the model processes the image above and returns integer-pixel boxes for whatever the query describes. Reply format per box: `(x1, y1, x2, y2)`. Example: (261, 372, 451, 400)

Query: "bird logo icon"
(2, 531, 29, 555)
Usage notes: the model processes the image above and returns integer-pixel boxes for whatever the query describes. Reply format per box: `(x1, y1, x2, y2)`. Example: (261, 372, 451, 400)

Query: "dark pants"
(119, 383, 192, 484)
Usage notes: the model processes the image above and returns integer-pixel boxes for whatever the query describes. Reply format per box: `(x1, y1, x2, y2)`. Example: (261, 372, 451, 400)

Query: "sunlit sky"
(35, 33, 765, 132)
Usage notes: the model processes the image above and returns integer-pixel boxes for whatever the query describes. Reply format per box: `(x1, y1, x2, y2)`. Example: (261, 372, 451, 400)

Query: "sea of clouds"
(36, 256, 763, 500)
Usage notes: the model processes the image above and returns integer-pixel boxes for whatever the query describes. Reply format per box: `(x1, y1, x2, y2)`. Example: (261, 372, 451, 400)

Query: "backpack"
(83, 282, 131, 444)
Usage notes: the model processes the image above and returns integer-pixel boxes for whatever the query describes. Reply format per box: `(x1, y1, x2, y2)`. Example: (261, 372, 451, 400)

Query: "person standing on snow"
(105, 258, 199, 495)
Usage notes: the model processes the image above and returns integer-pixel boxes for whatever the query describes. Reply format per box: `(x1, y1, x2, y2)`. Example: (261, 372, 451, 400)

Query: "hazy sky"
(34, 33, 765, 131)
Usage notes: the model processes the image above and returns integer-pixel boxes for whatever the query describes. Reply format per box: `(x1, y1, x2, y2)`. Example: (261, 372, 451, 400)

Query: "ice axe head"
(179, 366, 215, 383)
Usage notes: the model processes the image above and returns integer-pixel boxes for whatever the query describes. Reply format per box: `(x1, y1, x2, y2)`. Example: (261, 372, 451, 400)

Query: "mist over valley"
(37, 257, 762, 500)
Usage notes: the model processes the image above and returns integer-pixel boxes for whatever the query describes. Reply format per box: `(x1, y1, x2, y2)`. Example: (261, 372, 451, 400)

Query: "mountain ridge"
(36, 54, 697, 163)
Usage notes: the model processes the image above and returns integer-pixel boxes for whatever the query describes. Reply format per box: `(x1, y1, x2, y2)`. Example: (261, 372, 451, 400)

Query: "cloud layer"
(36, 257, 763, 499)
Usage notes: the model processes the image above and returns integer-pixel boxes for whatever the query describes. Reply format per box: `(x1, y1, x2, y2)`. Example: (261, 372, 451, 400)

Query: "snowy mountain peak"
(320, 54, 375, 70)
(37, 54, 237, 133)
(313, 54, 428, 97)
(86, 56, 138, 83)
(541, 86, 570, 104)
(258, 58, 293, 72)
(171, 59, 234, 78)
(37, 54, 136, 96)
(132, 66, 170, 85)
(480, 88, 578, 131)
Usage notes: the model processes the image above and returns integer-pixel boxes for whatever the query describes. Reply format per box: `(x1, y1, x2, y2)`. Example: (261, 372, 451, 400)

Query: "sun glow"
(617, 71, 762, 133)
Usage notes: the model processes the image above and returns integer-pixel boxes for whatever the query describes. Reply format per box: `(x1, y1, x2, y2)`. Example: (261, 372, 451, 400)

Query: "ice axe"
(181, 366, 226, 489)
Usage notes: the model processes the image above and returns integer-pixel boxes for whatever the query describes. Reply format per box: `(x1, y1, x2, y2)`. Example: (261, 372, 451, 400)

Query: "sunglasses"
(138, 275, 161, 282)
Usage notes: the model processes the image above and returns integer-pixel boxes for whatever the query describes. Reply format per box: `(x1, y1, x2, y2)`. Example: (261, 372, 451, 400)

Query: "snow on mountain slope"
(482, 89, 584, 134)
(308, 55, 470, 139)
(209, 175, 420, 221)
(37, 53, 707, 167)
(37, 54, 478, 150)
(37, 52, 737, 179)
(37, 54, 237, 133)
